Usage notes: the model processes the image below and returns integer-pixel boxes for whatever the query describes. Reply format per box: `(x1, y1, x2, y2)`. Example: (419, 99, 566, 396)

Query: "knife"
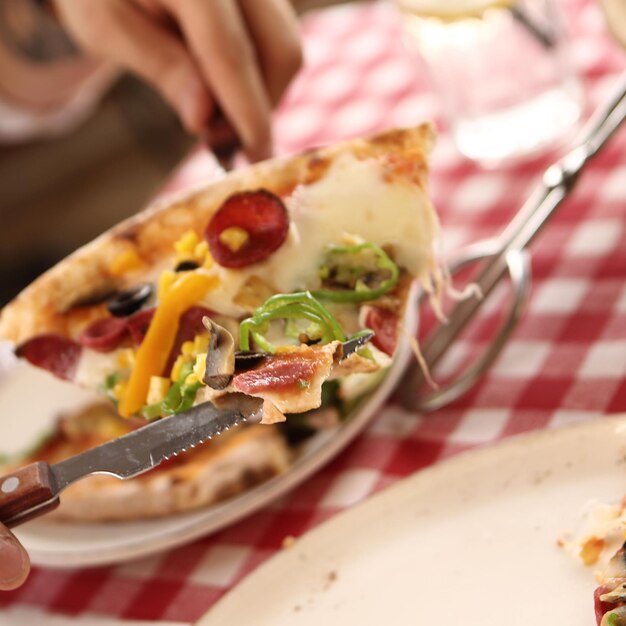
(0, 333, 374, 528)
(0, 394, 263, 528)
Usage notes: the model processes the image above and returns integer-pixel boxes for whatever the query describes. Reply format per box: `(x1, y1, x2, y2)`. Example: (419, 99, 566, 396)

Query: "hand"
(0, 522, 30, 590)
(53, 0, 303, 161)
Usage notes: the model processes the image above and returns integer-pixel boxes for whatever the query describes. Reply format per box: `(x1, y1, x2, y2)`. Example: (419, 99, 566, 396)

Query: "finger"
(0, 523, 30, 590)
(175, 0, 273, 161)
(237, 0, 303, 104)
(57, 0, 213, 134)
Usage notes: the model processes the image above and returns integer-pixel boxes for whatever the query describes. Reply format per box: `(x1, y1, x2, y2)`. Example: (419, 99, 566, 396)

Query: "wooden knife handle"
(0, 462, 60, 527)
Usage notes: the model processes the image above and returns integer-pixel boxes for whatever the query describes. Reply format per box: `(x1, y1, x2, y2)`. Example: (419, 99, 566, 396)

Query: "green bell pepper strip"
(141, 362, 201, 421)
(311, 242, 400, 303)
(239, 291, 346, 353)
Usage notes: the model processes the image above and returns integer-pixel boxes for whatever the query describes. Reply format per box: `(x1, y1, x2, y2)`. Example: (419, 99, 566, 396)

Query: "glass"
(394, 0, 583, 166)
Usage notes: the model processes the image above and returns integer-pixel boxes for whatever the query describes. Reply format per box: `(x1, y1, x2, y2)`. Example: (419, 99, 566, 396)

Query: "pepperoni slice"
(79, 317, 129, 352)
(16, 334, 82, 381)
(594, 587, 613, 626)
(233, 352, 319, 394)
(127, 308, 156, 345)
(365, 307, 399, 356)
(163, 305, 216, 376)
(206, 190, 289, 268)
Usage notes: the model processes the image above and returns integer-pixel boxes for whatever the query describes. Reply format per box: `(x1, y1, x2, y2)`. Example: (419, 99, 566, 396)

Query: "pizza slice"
(0, 401, 291, 521)
(0, 125, 443, 424)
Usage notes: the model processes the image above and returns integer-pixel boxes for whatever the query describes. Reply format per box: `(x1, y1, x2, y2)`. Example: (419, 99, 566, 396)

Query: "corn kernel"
(170, 355, 186, 382)
(116, 348, 135, 370)
(174, 230, 199, 255)
(193, 353, 207, 382)
(181, 340, 195, 356)
(185, 373, 199, 385)
(219, 227, 249, 252)
(112, 381, 127, 402)
(158, 270, 177, 299)
(147, 376, 171, 404)
(110, 248, 144, 277)
(202, 253, 214, 269)
(194, 240, 209, 259)
(194, 334, 210, 354)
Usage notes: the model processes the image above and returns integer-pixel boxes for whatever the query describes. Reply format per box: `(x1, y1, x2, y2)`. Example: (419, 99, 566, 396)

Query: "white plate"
(1, 297, 417, 568)
(197, 415, 626, 626)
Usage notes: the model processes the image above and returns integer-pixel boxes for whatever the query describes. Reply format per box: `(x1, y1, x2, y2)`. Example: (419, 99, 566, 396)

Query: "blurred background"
(0, 0, 355, 306)
(0, 0, 622, 306)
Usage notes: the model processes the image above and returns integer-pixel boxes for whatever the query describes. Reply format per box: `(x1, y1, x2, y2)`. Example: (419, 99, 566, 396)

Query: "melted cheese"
(198, 153, 440, 316)
(74, 349, 121, 389)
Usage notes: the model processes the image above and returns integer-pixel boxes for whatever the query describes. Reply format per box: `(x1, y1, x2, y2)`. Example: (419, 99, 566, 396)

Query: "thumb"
(0, 523, 30, 590)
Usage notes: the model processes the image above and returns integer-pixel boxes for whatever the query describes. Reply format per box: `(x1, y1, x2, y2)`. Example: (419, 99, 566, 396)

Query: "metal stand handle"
(399, 245, 531, 412)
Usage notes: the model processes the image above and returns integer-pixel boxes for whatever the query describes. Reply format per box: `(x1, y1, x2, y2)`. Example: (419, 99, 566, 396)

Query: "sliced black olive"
(106, 283, 153, 317)
(175, 260, 200, 272)
(67, 285, 118, 310)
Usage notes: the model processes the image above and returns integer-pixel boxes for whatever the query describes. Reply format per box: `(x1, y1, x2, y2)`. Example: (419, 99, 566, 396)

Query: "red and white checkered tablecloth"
(2, 0, 625, 622)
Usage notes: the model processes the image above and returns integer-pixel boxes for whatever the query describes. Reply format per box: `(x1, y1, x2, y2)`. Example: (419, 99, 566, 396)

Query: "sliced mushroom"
(202, 316, 236, 390)
(600, 582, 626, 604)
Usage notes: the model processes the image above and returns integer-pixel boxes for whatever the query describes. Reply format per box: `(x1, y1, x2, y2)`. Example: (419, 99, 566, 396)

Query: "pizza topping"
(206, 190, 289, 268)
(174, 230, 213, 269)
(142, 361, 202, 420)
(79, 317, 129, 353)
(202, 317, 236, 390)
(146, 376, 172, 405)
(364, 306, 399, 356)
(106, 283, 153, 318)
(127, 308, 156, 345)
(239, 291, 346, 353)
(164, 305, 216, 377)
(118, 272, 217, 417)
(234, 353, 318, 394)
(15, 334, 82, 381)
(312, 242, 400, 303)
(170, 332, 210, 382)
(233, 343, 337, 413)
(600, 585, 626, 605)
(219, 227, 249, 252)
(582, 537, 607, 566)
(174, 260, 200, 272)
(600, 605, 626, 626)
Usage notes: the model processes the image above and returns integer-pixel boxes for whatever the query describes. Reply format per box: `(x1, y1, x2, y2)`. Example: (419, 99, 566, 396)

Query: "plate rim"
(196, 412, 626, 624)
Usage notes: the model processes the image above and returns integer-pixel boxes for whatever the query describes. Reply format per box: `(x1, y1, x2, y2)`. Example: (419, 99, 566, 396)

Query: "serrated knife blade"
(0, 395, 263, 528)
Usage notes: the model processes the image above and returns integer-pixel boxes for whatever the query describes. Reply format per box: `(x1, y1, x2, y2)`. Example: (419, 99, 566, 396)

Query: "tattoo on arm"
(0, 0, 78, 62)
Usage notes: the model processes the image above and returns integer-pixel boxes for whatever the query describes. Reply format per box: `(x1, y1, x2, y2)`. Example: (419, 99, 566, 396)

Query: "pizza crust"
(49, 424, 291, 522)
(0, 124, 435, 345)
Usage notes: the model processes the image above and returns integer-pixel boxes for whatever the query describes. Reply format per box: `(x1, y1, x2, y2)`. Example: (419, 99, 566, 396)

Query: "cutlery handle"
(0, 462, 59, 527)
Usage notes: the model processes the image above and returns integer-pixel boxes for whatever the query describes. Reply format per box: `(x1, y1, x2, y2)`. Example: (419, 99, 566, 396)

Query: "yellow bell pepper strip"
(118, 272, 217, 417)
